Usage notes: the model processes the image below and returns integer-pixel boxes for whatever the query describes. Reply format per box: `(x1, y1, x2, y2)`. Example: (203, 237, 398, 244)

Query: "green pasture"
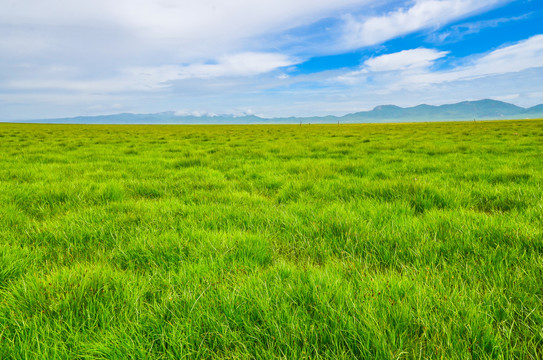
(0, 120, 542, 358)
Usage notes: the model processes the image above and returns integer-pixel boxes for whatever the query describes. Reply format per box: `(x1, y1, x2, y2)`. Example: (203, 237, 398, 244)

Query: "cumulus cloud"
(342, 0, 506, 49)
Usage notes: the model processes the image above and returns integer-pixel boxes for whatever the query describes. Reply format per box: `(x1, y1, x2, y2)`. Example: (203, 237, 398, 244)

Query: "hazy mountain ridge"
(8, 99, 543, 124)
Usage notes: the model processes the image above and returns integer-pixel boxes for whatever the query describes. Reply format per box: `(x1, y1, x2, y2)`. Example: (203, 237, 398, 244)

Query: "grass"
(0, 120, 542, 359)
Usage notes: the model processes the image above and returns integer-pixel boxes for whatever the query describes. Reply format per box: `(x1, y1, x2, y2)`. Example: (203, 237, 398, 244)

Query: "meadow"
(0, 120, 542, 359)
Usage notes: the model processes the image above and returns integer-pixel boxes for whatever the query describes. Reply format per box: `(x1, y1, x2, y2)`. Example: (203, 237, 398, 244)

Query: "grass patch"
(0, 120, 542, 358)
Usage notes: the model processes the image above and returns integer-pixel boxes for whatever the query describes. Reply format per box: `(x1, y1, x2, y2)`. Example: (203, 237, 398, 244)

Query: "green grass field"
(1, 120, 542, 359)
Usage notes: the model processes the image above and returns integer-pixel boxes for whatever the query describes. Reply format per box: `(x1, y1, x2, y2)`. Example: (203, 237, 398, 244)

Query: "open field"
(0, 120, 542, 359)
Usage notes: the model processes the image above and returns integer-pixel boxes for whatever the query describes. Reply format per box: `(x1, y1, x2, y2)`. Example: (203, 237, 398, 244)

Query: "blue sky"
(1, 0, 542, 119)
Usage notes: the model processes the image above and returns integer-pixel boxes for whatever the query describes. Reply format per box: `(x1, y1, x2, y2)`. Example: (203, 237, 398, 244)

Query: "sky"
(1, 0, 542, 120)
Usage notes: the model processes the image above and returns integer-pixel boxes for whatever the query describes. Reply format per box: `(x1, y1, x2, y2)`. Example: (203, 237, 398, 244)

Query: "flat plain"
(0, 120, 542, 359)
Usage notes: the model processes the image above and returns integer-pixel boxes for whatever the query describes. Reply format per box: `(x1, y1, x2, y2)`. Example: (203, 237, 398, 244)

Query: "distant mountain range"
(7, 99, 543, 124)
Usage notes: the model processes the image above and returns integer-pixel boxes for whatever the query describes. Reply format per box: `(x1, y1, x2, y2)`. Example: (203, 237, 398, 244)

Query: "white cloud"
(426, 14, 528, 44)
(174, 110, 218, 117)
(0, 0, 370, 60)
(407, 34, 543, 84)
(342, 0, 505, 49)
(335, 48, 448, 83)
(1, 0, 362, 32)
(336, 35, 543, 89)
(174, 53, 298, 79)
(5, 52, 298, 93)
(364, 48, 448, 72)
(491, 94, 520, 102)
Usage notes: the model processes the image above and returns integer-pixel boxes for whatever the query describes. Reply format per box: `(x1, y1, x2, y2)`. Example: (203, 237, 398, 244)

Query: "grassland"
(0, 120, 542, 359)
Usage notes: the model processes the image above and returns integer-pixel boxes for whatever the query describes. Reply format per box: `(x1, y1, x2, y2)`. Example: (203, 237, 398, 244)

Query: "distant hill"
(43, 112, 267, 125)
(7, 99, 543, 124)
(341, 99, 531, 122)
(523, 104, 543, 115)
